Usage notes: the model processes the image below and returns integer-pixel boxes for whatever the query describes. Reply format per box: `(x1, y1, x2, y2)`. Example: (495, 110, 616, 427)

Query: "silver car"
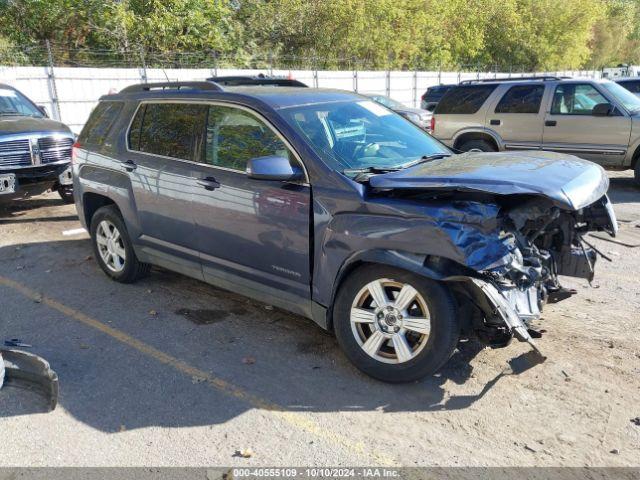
(431, 76, 640, 185)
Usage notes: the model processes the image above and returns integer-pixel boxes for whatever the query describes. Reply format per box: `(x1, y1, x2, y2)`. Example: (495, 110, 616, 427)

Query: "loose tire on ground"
(89, 205, 151, 283)
(333, 264, 459, 383)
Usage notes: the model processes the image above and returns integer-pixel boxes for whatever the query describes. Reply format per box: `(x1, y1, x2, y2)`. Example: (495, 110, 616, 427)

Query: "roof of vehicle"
(107, 82, 364, 110)
(457, 76, 612, 86)
(206, 75, 308, 87)
(613, 77, 640, 82)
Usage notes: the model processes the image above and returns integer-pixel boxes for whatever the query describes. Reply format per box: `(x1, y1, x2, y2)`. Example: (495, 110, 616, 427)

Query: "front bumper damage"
(471, 279, 544, 357)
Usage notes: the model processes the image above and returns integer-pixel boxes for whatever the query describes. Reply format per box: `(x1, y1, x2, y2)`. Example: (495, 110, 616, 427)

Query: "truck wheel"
(58, 186, 74, 204)
(333, 265, 459, 383)
(89, 205, 150, 283)
(458, 139, 497, 152)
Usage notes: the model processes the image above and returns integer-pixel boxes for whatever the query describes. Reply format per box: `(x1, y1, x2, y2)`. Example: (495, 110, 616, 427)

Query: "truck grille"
(38, 137, 73, 164)
(0, 139, 31, 167)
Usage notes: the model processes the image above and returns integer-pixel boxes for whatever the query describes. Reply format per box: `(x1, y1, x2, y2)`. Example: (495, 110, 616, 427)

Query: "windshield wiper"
(344, 166, 402, 182)
(399, 153, 452, 169)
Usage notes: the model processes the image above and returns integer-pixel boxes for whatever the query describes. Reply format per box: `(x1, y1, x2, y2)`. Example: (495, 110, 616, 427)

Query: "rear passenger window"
(203, 105, 291, 171)
(495, 85, 544, 114)
(434, 85, 496, 114)
(618, 80, 640, 94)
(79, 101, 124, 145)
(129, 103, 208, 161)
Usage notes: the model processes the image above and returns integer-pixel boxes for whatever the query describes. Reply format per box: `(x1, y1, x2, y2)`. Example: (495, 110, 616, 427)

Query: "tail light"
(71, 141, 80, 165)
(430, 116, 435, 132)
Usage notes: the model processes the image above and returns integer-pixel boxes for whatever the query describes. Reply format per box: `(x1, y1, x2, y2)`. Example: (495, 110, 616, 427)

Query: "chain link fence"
(0, 44, 603, 132)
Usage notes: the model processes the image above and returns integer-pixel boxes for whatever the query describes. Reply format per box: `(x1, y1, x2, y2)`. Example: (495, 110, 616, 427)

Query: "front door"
(486, 83, 546, 150)
(189, 104, 311, 310)
(542, 83, 632, 166)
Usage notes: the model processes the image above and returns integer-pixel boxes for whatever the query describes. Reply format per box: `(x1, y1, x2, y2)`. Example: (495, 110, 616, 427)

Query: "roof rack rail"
(459, 76, 569, 84)
(120, 81, 223, 94)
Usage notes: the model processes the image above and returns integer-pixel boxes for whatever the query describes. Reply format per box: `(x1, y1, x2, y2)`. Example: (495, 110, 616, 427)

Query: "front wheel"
(333, 265, 459, 383)
(58, 185, 74, 204)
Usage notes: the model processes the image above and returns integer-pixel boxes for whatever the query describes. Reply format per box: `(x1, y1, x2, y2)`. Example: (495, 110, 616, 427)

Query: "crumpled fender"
(312, 200, 512, 307)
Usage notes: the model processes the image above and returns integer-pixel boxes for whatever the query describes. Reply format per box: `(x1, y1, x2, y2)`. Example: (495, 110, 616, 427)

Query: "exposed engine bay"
(475, 194, 617, 353)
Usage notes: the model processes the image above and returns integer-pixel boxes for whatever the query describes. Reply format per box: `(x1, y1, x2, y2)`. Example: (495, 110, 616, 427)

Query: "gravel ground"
(0, 172, 639, 467)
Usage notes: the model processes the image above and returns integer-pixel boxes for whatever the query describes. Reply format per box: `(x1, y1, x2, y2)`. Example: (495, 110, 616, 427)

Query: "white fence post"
(385, 70, 390, 97)
(45, 40, 61, 121)
(412, 69, 417, 107)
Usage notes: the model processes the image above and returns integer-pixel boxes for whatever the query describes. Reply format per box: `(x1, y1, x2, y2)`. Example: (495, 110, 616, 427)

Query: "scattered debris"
(148, 309, 158, 316)
(234, 449, 253, 458)
(175, 308, 228, 325)
(524, 444, 537, 453)
(610, 448, 620, 455)
(119, 424, 127, 432)
(242, 356, 256, 365)
(264, 305, 273, 311)
(79, 343, 90, 350)
(191, 375, 206, 384)
(631, 417, 640, 426)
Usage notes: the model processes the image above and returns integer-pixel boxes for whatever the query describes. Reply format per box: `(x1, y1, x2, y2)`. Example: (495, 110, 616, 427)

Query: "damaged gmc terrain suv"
(73, 81, 617, 382)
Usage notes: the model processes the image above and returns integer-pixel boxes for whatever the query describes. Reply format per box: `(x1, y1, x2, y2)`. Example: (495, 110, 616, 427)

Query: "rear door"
(485, 84, 546, 150)
(125, 101, 208, 272)
(542, 83, 631, 166)
(189, 103, 311, 309)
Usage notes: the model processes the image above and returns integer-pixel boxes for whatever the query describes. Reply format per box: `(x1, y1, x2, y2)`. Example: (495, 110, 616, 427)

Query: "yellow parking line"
(0, 275, 396, 466)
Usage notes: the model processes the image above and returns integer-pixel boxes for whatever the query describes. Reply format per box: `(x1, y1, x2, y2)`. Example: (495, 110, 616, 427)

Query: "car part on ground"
(431, 76, 640, 185)
(72, 82, 616, 382)
(0, 348, 59, 411)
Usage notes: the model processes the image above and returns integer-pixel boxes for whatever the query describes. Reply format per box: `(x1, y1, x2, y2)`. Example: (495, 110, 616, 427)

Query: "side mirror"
(37, 105, 49, 117)
(246, 155, 304, 182)
(592, 103, 613, 116)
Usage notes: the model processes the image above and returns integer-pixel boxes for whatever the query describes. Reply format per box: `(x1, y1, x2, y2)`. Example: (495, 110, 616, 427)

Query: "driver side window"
(203, 105, 293, 171)
(551, 84, 608, 115)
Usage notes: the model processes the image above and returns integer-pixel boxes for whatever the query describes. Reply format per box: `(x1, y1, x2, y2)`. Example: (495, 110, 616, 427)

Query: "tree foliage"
(0, 0, 637, 69)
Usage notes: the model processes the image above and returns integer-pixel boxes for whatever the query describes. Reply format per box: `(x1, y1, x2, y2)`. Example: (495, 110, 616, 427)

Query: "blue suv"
(72, 81, 617, 382)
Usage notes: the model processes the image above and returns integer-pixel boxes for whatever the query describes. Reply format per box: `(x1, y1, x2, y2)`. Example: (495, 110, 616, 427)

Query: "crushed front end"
(467, 194, 617, 355)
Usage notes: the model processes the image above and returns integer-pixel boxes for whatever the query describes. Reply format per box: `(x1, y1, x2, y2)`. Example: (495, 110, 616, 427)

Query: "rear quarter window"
(78, 101, 124, 145)
(434, 85, 496, 114)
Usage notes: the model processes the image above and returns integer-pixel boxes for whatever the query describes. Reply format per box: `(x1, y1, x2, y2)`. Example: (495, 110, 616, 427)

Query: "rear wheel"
(458, 138, 497, 152)
(634, 161, 640, 187)
(90, 205, 150, 283)
(333, 265, 459, 382)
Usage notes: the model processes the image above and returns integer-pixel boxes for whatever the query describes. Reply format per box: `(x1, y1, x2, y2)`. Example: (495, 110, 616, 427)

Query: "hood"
(0, 116, 71, 136)
(368, 151, 609, 210)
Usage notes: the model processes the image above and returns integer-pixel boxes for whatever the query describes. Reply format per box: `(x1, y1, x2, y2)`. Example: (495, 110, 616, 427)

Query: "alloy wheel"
(350, 278, 431, 364)
(95, 220, 126, 273)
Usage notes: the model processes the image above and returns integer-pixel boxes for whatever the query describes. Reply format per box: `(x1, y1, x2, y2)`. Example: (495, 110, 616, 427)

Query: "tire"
(457, 139, 497, 152)
(58, 185, 74, 204)
(89, 205, 151, 283)
(634, 161, 640, 188)
(333, 265, 459, 383)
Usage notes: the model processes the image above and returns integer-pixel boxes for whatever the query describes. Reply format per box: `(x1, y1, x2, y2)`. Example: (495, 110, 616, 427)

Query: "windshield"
(0, 87, 43, 117)
(601, 81, 640, 113)
(280, 100, 450, 174)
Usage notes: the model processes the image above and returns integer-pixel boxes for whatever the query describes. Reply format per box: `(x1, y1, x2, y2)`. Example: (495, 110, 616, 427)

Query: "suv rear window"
(617, 80, 640, 94)
(495, 85, 544, 114)
(434, 85, 496, 114)
(128, 103, 208, 161)
(79, 101, 124, 145)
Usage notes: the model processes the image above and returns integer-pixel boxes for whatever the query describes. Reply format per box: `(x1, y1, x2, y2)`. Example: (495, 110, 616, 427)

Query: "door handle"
(120, 160, 137, 172)
(196, 176, 220, 191)
(490, 119, 501, 126)
(545, 120, 557, 127)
